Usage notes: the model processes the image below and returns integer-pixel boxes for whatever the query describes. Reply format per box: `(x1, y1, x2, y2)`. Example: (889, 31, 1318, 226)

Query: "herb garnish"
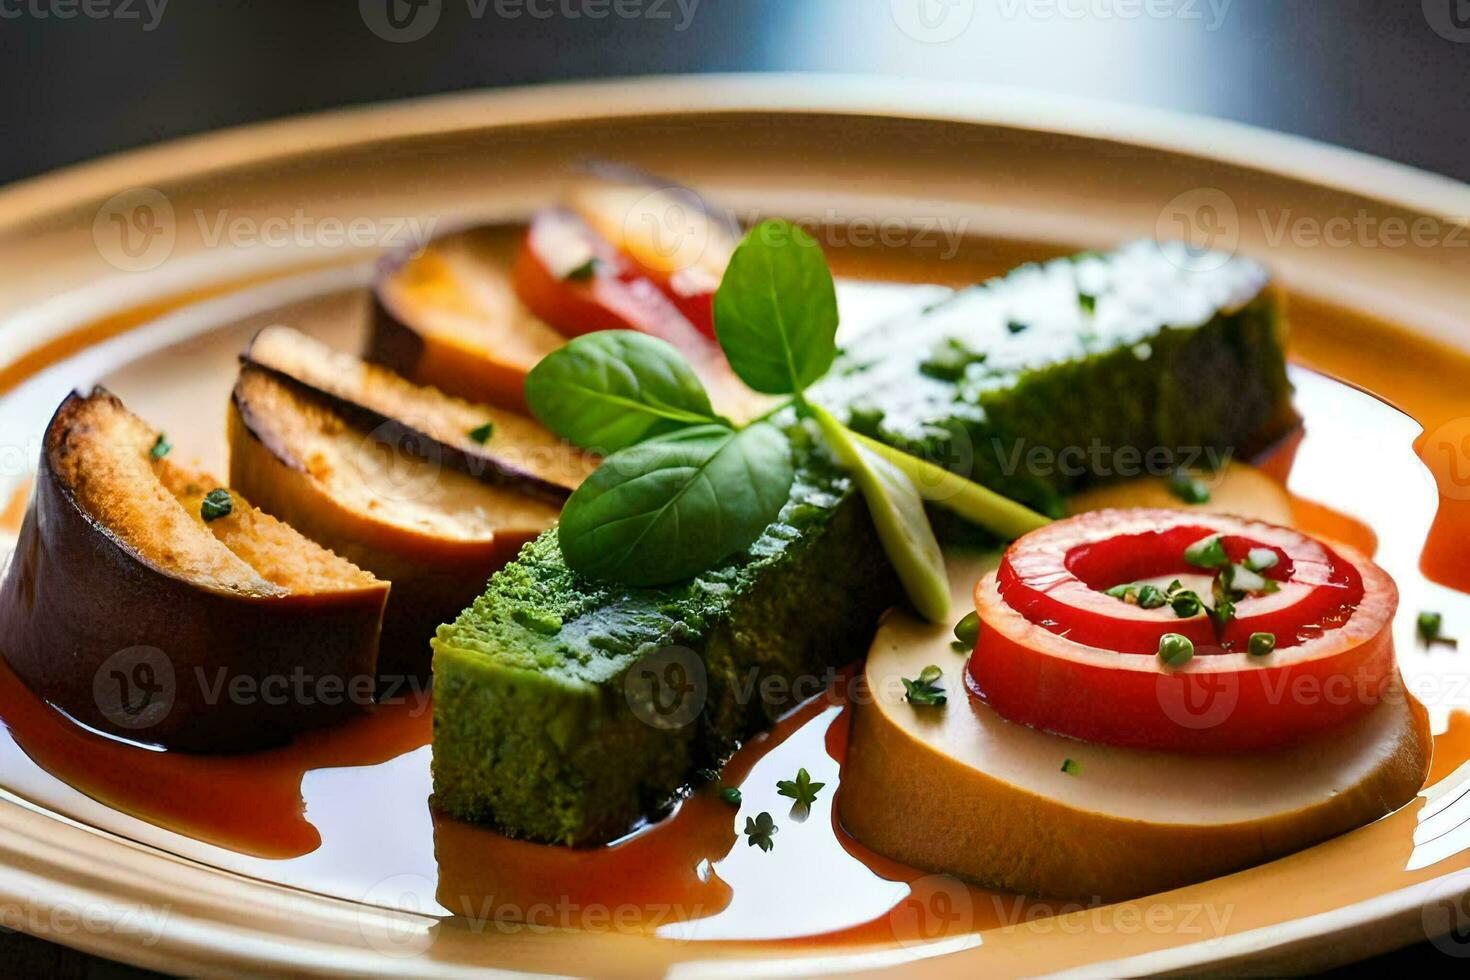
(149, 434, 171, 460)
(524, 219, 1050, 614)
(565, 257, 598, 281)
(952, 611, 980, 653)
(200, 489, 233, 522)
(719, 787, 742, 806)
(744, 811, 778, 852)
(776, 768, 825, 808)
(1078, 292, 1097, 314)
(467, 422, 494, 445)
(1006, 320, 1029, 335)
(1184, 534, 1228, 569)
(1060, 758, 1082, 776)
(902, 665, 948, 707)
(1418, 611, 1459, 649)
(1167, 470, 1211, 505)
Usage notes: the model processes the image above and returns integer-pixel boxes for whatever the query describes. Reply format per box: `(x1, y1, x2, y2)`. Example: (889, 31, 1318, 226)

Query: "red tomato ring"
(965, 509, 1397, 752)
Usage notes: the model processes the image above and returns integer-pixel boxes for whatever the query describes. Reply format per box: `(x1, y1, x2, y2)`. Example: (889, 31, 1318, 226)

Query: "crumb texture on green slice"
(816, 240, 1294, 519)
(432, 425, 899, 845)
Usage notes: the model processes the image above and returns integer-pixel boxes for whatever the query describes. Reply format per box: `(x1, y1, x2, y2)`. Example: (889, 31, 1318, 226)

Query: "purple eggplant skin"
(0, 391, 386, 754)
(241, 329, 574, 507)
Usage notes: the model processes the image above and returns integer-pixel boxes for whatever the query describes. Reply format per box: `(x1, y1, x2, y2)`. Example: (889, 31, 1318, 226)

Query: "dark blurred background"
(2, 0, 1470, 187)
(3, 1, 1469, 976)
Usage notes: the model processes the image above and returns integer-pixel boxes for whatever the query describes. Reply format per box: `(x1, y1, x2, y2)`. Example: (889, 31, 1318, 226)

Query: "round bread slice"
(838, 550, 1431, 901)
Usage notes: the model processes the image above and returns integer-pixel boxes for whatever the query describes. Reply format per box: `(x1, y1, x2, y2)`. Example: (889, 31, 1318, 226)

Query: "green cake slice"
(431, 241, 1297, 846)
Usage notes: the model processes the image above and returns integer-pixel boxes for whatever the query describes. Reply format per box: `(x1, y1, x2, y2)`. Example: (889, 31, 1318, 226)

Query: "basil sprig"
(525, 331, 721, 453)
(529, 218, 1048, 612)
(713, 220, 839, 397)
(558, 423, 793, 587)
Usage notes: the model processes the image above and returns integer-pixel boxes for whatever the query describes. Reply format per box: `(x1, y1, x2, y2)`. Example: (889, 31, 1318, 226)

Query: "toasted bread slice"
(0, 388, 388, 752)
(229, 366, 559, 679)
(245, 325, 595, 501)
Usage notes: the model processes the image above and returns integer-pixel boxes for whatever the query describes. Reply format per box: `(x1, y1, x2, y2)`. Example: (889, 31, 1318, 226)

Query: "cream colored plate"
(1, 76, 1468, 977)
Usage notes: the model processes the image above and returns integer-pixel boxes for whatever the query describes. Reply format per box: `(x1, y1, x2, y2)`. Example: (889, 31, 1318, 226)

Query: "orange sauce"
(0, 266, 1465, 947)
(0, 656, 430, 858)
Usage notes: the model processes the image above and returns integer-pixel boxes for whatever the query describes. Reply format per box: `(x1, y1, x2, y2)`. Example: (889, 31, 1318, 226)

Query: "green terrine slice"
(431, 241, 1296, 845)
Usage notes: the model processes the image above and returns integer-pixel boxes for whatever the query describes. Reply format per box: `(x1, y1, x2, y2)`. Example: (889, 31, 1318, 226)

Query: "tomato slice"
(966, 508, 1397, 752)
(565, 180, 737, 341)
(512, 209, 715, 362)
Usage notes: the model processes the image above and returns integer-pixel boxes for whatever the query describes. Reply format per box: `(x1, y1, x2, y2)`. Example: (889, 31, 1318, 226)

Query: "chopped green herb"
(467, 422, 494, 444)
(1137, 584, 1168, 610)
(719, 787, 742, 806)
(1170, 591, 1203, 618)
(776, 768, 826, 808)
(1006, 320, 1029, 335)
(565, 257, 598, 281)
(1248, 632, 1276, 657)
(1245, 547, 1279, 572)
(1078, 291, 1097, 314)
(1417, 611, 1459, 649)
(1209, 576, 1236, 631)
(919, 336, 986, 382)
(1105, 582, 1139, 603)
(1060, 758, 1082, 776)
(902, 665, 947, 707)
(1158, 632, 1194, 667)
(199, 489, 233, 523)
(953, 611, 980, 649)
(1225, 563, 1270, 594)
(149, 434, 171, 460)
(1184, 534, 1228, 569)
(744, 811, 778, 852)
(1167, 470, 1211, 505)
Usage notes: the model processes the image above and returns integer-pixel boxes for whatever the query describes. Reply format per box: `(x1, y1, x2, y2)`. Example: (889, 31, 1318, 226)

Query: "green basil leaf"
(558, 422, 794, 586)
(525, 331, 720, 452)
(811, 406, 949, 623)
(713, 219, 839, 396)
